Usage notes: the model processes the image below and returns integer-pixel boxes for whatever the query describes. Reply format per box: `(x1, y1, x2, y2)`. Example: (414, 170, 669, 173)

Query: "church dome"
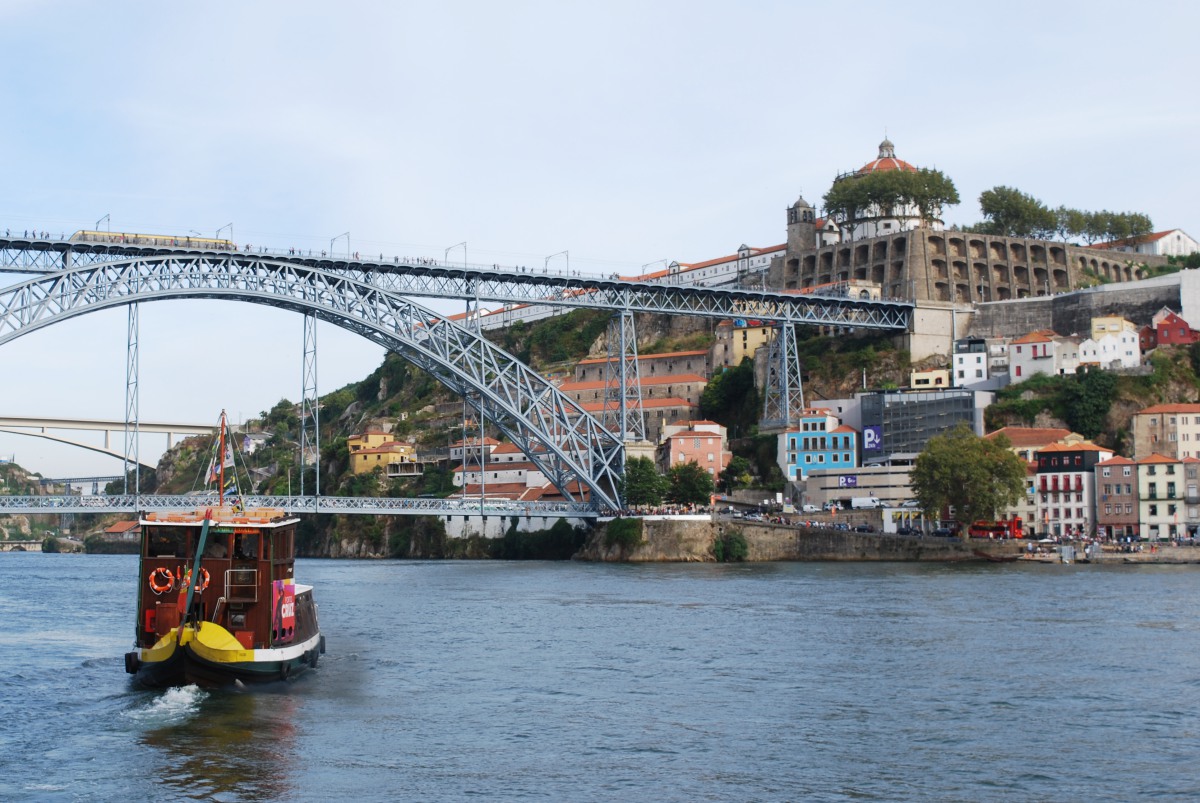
(857, 138, 918, 175)
(792, 194, 813, 209)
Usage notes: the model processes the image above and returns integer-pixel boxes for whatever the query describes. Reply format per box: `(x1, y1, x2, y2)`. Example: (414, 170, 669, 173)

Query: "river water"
(1, 553, 1198, 801)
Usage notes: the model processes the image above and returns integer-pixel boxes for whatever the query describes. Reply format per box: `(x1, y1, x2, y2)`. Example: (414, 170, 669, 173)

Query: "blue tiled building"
(778, 408, 858, 481)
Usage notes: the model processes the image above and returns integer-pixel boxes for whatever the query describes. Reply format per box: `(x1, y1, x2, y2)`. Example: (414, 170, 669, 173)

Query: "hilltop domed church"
(769, 138, 1142, 304)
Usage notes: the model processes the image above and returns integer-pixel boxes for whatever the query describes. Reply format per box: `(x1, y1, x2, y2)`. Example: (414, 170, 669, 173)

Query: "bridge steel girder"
(0, 258, 625, 510)
(0, 240, 914, 330)
(0, 494, 600, 517)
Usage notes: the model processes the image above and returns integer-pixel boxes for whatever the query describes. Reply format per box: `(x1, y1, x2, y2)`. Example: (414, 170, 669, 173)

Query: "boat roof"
(140, 506, 299, 528)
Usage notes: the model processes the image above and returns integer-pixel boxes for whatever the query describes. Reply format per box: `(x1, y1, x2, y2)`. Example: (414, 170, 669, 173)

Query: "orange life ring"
(148, 567, 174, 595)
(180, 567, 211, 593)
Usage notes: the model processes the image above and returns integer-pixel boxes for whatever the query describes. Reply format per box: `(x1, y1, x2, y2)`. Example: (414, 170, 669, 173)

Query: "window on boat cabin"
(146, 528, 185, 558)
(233, 533, 259, 559)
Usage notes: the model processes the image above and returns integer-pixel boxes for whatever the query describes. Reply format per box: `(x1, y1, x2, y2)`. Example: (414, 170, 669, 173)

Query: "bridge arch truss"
(0, 256, 625, 510)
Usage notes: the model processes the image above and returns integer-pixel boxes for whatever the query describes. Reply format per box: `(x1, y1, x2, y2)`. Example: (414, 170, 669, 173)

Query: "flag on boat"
(206, 440, 235, 484)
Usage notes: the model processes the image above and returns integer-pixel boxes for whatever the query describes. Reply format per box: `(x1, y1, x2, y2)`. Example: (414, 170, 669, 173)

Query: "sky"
(1, 0, 1197, 478)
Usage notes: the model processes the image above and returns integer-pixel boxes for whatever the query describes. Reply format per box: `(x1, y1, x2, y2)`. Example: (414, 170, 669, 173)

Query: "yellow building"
(1090, 314, 1137, 341)
(909, 368, 950, 389)
(348, 430, 420, 475)
(711, 320, 774, 369)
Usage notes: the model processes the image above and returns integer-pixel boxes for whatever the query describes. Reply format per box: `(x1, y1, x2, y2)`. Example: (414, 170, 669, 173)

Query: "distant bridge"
(0, 540, 42, 552)
(0, 416, 213, 470)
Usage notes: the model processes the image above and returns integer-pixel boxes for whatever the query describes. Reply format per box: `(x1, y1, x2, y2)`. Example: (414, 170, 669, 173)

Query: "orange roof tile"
(577, 350, 709, 365)
(559, 374, 707, 392)
(1136, 403, 1200, 415)
(1095, 456, 1136, 465)
(1037, 442, 1109, 453)
(986, 427, 1075, 447)
(1138, 453, 1179, 464)
(579, 397, 694, 412)
(1010, 329, 1059, 344)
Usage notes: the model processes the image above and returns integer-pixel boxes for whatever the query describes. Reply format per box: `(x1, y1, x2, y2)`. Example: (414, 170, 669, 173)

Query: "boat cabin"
(135, 507, 309, 651)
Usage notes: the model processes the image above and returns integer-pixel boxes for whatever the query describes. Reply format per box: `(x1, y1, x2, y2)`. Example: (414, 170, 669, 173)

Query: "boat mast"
(218, 410, 227, 506)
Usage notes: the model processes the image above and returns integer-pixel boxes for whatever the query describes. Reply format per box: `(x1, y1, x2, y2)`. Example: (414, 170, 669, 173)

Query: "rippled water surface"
(2, 553, 1199, 801)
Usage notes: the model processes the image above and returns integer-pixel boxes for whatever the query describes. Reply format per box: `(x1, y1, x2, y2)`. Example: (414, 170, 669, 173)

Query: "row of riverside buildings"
(334, 137, 1197, 538)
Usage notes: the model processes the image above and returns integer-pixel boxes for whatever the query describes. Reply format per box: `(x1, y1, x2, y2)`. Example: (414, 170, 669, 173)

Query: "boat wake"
(124, 684, 207, 725)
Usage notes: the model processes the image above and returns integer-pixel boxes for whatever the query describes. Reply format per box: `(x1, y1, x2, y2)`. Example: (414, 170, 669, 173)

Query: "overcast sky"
(1, 0, 1197, 478)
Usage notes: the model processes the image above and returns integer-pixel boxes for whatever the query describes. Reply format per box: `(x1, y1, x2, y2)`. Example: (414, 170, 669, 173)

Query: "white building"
(952, 337, 990, 387)
(1079, 330, 1141, 369)
(1094, 229, 1200, 258)
(1008, 330, 1081, 382)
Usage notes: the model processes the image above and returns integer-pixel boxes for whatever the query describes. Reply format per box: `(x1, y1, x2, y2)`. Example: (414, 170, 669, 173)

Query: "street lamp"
(641, 259, 668, 276)
(445, 241, 467, 268)
(545, 250, 568, 275)
(216, 222, 233, 245)
(96, 213, 110, 233)
(332, 232, 350, 259)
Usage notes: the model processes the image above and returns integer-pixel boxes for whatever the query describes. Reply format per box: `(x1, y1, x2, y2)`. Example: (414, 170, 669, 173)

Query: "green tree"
(667, 461, 715, 505)
(699, 359, 759, 437)
(910, 423, 1027, 532)
(620, 456, 667, 506)
(823, 168, 959, 235)
(1062, 370, 1117, 439)
(976, 186, 1057, 238)
(718, 456, 753, 493)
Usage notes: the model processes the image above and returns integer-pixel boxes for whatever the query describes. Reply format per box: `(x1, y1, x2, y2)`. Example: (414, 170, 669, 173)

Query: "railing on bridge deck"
(0, 494, 601, 517)
(0, 233, 915, 328)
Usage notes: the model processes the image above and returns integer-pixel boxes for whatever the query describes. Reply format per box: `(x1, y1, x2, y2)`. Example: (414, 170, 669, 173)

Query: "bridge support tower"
(760, 323, 805, 433)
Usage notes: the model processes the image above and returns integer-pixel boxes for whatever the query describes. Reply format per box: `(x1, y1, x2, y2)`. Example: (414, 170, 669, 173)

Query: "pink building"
(656, 420, 731, 476)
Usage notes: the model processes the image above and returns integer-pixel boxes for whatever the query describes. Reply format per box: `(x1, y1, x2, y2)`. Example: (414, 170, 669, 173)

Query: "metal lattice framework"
(760, 324, 805, 430)
(601, 311, 645, 443)
(300, 312, 319, 498)
(0, 238, 914, 329)
(0, 494, 599, 517)
(0, 257, 625, 510)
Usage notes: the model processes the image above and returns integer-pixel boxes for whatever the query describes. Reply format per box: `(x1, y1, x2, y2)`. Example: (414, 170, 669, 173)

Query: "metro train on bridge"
(69, 229, 234, 250)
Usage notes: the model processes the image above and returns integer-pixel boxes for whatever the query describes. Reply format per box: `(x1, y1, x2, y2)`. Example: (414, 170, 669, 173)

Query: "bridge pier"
(760, 323, 804, 432)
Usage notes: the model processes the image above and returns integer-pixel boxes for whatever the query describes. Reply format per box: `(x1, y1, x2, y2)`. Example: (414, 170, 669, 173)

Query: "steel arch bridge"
(0, 257, 627, 510)
(0, 236, 915, 329)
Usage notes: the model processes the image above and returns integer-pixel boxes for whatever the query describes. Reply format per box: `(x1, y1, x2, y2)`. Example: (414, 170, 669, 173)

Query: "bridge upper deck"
(0, 234, 913, 329)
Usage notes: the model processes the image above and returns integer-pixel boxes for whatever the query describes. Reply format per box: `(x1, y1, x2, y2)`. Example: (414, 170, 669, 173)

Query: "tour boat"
(124, 412, 324, 687)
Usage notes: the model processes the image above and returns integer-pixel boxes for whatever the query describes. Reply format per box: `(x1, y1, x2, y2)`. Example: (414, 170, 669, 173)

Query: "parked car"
(853, 524, 876, 533)
(901, 500, 921, 508)
(896, 526, 915, 536)
(801, 503, 821, 513)
(823, 501, 842, 511)
(849, 496, 882, 510)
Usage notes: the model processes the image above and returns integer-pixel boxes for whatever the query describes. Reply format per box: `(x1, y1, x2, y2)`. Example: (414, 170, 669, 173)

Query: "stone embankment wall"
(967, 274, 1181, 338)
(578, 519, 1020, 562)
